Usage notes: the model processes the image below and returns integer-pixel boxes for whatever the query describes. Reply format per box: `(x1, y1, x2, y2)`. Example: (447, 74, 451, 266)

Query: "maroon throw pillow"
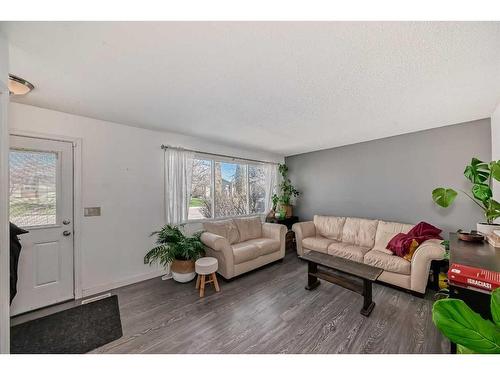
(386, 221, 443, 258)
(386, 233, 410, 256)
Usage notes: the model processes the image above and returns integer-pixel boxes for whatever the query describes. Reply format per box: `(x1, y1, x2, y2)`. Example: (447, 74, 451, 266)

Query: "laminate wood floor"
(92, 252, 449, 354)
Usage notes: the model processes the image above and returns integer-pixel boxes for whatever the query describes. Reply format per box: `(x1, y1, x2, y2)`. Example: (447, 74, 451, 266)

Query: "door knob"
(63, 219, 71, 225)
(63, 230, 72, 236)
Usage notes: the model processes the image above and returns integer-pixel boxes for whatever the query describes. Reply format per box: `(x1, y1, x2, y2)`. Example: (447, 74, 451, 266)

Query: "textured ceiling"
(3, 22, 500, 156)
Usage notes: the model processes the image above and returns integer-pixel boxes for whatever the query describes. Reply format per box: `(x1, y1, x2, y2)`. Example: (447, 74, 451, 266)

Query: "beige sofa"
(292, 215, 445, 294)
(200, 216, 287, 279)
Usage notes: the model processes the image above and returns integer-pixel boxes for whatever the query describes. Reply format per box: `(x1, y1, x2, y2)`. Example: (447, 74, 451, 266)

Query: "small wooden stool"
(195, 257, 220, 297)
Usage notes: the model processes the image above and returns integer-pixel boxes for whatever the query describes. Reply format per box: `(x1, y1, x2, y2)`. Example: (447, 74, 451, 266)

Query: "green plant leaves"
(492, 288, 500, 326)
(490, 161, 500, 182)
(432, 188, 458, 208)
(464, 158, 490, 184)
(432, 298, 500, 354)
(144, 225, 205, 268)
(277, 163, 299, 205)
(486, 199, 500, 223)
(472, 184, 492, 202)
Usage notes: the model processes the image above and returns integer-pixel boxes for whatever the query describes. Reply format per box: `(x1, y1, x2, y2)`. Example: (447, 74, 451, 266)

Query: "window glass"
(214, 162, 248, 218)
(9, 149, 57, 227)
(189, 159, 212, 220)
(249, 164, 266, 214)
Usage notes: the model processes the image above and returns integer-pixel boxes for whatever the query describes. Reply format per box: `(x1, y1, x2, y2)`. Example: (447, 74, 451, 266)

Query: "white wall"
(0, 31, 9, 353)
(492, 103, 500, 212)
(9, 103, 284, 297)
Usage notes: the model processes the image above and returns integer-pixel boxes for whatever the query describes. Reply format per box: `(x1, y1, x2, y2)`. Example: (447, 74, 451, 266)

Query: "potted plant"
(277, 163, 300, 218)
(432, 158, 500, 235)
(432, 288, 499, 354)
(266, 193, 280, 220)
(144, 225, 204, 283)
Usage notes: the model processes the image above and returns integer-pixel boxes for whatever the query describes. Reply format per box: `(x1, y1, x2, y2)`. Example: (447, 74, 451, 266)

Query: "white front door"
(9, 135, 74, 316)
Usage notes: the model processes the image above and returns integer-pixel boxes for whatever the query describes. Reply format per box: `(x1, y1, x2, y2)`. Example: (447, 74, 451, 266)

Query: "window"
(188, 156, 272, 221)
(189, 159, 212, 220)
(215, 161, 248, 218)
(249, 164, 266, 214)
(9, 149, 58, 227)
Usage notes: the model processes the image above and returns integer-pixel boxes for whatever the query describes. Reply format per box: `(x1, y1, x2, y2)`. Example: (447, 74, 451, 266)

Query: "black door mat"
(11, 294, 123, 354)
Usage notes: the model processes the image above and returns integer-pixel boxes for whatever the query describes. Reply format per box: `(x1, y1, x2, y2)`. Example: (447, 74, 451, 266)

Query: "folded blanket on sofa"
(387, 221, 442, 257)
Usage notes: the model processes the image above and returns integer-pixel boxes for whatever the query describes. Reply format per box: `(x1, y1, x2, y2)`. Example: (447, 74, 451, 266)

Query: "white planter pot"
(476, 222, 500, 236)
(172, 271, 196, 283)
(170, 259, 196, 283)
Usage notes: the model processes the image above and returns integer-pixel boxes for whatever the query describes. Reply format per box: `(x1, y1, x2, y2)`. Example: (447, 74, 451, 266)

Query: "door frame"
(9, 129, 84, 300)
(0, 85, 10, 353)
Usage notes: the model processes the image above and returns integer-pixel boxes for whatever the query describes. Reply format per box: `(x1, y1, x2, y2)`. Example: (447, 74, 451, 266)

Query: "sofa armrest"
(292, 221, 316, 256)
(410, 239, 446, 293)
(262, 223, 286, 241)
(201, 232, 230, 252)
(200, 232, 235, 279)
(262, 223, 287, 258)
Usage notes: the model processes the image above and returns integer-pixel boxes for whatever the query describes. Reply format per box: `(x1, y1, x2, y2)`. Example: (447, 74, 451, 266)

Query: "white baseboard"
(82, 270, 171, 297)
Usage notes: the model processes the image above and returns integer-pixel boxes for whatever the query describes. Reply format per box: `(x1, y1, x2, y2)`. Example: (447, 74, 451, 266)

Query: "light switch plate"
(84, 207, 101, 217)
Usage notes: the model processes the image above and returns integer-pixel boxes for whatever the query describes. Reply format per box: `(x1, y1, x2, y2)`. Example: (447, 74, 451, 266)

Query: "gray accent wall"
(285, 119, 491, 237)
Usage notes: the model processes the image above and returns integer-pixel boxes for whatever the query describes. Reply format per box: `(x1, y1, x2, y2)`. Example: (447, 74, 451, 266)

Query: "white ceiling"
(3, 22, 500, 156)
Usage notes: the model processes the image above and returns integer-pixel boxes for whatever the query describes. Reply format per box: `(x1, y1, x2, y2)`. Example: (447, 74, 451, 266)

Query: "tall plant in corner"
(432, 158, 500, 234)
(277, 163, 300, 218)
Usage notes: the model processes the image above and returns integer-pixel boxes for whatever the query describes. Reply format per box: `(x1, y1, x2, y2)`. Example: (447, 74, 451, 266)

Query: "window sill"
(183, 213, 266, 225)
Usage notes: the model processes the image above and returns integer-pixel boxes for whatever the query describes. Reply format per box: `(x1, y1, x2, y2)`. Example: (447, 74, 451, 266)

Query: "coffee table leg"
(360, 279, 375, 316)
(305, 261, 321, 290)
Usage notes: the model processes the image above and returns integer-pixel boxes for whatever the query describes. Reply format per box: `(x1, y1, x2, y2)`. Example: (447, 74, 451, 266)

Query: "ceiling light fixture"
(8, 74, 34, 96)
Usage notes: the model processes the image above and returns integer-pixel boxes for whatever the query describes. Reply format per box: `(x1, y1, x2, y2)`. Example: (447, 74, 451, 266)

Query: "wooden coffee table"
(300, 251, 383, 317)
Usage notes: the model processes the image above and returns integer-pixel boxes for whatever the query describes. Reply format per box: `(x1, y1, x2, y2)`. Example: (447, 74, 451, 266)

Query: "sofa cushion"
(234, 216, 262, 242)
(302, 236, 336, 253)
(232, 241, 260, 264)
(327, 242, 371, 263)
(373, 220, 414, 254)
(244, 238, 280, 256)
(313, 215, 346, 241)
(341, 217, 379, 248)
(203, 219, 240, 245)
(363, 250, 411, 275)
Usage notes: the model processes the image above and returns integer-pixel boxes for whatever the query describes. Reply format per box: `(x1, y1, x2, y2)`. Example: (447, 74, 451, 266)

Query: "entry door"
(9, 135, 74, 316)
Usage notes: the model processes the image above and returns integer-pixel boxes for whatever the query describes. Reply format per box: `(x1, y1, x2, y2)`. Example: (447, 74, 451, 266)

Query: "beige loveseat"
(200, 217, 287, 279)
(292, 215, 445, 294)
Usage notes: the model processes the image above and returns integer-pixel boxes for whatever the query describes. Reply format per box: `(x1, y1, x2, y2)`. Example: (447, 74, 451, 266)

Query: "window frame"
(186, 152, 268, 223)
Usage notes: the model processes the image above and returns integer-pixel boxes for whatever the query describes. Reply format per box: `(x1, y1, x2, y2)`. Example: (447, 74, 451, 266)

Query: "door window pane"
(249, 165, 266, 214)
(215, 162, 248, 218)
(189, 159, 212, 220)
(9, 149, 57, 227)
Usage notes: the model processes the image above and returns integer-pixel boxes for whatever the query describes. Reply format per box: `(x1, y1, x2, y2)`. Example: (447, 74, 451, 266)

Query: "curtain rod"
(160, 144, 280, 165)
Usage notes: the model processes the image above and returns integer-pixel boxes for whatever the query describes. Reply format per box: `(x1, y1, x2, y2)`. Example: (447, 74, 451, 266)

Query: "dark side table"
(448, 232, 500, 319)
(447, 232, 500, 353)
(266, 216, 299, 253)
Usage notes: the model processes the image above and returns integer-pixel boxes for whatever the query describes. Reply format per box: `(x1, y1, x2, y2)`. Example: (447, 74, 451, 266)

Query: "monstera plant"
(432, 288, 500, 354)
(432, 158, 500, 233)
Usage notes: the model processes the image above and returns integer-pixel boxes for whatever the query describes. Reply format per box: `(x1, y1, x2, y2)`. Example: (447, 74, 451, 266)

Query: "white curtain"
(264, 163, 279, 213)
(164, 148, 194, 225)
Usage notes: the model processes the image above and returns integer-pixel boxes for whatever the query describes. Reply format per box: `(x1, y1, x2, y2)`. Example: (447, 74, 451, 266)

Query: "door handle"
(63, 230, 72, 236)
